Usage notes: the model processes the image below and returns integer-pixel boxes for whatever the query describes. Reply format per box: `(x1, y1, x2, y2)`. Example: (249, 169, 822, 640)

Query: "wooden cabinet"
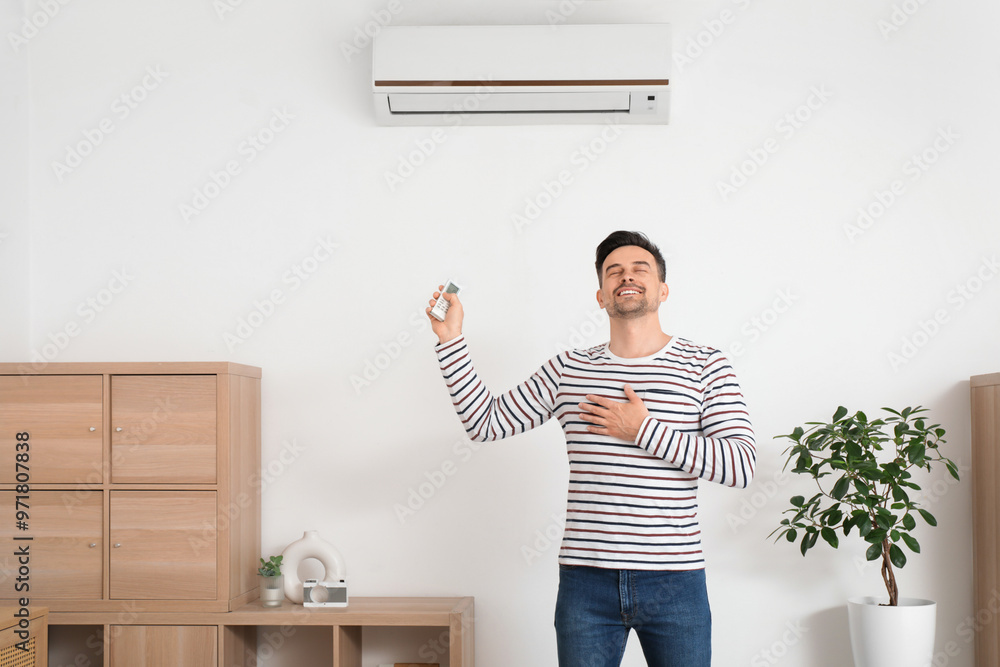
(972, 371, 1000, 667)
(110, 491, 218, 600)
(109, 625, 218, 667)
(0, 491, 102, 599)
(0, 375, 103, 483)
(0, 362, 261, 614)
(111, 375, 217, 484)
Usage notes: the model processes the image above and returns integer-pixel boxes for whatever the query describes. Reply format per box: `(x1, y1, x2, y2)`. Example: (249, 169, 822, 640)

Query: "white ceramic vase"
(848, 596, 936, 667)
(280, 530, 346, 604)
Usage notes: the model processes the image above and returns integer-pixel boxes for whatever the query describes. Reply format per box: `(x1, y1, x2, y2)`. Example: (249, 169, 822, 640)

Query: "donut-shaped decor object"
(280, 530, 346, 604)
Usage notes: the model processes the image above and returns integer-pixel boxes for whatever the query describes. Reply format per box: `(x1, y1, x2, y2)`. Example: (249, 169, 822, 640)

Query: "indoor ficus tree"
(771, 406, 959, 607)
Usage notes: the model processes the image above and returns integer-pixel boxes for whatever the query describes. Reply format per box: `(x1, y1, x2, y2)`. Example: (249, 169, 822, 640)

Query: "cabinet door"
(0, 375, 103, 483)
(111, 375, 217, 483)
(110, 491, 217, 599)
(0, 490, 103, 598)
(110, 625, 218, 667)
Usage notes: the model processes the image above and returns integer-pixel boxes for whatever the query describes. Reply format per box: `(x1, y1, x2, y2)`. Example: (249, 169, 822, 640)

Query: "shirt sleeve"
(633, 349, 756, 488)
(436, 335, 562, 442)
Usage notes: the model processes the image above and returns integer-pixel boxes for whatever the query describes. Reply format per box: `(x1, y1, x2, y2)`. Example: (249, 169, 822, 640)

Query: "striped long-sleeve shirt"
(436, 334, 756, 570)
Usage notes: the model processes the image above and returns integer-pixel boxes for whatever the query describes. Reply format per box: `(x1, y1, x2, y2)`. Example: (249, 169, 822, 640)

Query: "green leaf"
(786, 530, 797, 543)
(790, 495, 805, 508)
(821, 527, 839, 549)
(833, 406, 849, 422)
(918, 509, 937, 527)
(947, 462, 960, 481)
(866, 529, 887, 545)
(866, 542, 882, 561)
(832, 477, 851, 500)
(800, 534, 811, 556)
(902, 514, 916, 531)
(889, 543, 907, 568)
(901, 533, 920, 553)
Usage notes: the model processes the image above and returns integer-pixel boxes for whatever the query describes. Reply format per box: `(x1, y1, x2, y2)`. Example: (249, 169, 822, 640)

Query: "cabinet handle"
(114, 543, 121, 548)
(116, 427, 123, 432)
(90, 427, 96, 432)
(89, 543, 97, 548)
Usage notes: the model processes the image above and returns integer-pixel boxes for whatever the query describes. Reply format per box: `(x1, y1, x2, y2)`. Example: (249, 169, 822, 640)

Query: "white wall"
(0, 0, 30, 355)
(7, 0, 1000, 665)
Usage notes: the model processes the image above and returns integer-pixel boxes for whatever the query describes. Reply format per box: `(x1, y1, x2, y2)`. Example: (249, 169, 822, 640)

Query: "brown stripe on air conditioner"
(375, 79, 669, 87)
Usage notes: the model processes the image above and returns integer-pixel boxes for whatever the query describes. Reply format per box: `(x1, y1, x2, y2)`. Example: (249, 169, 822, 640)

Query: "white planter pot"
(848, 596, 936, 667)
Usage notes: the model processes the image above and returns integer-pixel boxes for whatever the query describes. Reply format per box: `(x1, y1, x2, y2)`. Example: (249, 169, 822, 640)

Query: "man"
(427, 230, 755, 667)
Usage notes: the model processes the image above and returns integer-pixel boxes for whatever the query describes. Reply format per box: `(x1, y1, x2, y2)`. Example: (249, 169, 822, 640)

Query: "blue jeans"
(554, 565, 711, 667)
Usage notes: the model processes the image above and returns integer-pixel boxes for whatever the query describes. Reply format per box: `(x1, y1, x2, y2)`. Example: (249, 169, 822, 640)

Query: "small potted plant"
(258, 555, 284, 607)
(771, 406, 959, 667)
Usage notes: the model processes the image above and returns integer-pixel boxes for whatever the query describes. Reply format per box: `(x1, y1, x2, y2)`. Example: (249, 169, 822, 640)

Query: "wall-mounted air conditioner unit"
(372, 24, 671, 126)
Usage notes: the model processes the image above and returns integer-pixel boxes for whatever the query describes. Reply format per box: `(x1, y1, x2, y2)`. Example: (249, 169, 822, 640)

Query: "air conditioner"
(372, 24, 671, 126)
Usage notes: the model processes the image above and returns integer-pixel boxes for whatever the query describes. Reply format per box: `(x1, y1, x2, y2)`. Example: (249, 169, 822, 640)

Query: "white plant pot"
(847, 596, 936, 667)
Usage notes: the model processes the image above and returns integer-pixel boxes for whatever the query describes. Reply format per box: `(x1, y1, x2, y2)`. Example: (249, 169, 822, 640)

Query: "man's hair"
(595, 231, 666, 285)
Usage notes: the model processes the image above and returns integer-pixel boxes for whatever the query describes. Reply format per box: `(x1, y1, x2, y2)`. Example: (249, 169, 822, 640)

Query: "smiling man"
(427, 230, 756, 667)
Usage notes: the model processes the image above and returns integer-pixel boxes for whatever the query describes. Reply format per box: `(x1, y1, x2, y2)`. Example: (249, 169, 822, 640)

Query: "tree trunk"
(880, 539, 899, 606)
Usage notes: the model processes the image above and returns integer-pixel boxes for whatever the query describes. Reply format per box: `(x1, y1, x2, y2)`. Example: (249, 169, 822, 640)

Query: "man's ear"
(659, 283, 669, 303)
(596, 287, 605, 309)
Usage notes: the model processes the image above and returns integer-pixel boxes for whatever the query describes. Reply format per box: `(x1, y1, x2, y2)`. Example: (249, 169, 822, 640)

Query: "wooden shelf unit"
(0, 362, 262, 614)
(50, 596, 476, 667)
(972, 372, 1000, 667)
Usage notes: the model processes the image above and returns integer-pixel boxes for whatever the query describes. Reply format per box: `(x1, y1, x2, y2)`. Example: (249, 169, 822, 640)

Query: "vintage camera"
(302, 578, 348, 607)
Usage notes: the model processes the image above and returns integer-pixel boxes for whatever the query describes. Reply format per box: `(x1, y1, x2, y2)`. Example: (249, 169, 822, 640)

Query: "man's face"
(596, 245, 668, 320)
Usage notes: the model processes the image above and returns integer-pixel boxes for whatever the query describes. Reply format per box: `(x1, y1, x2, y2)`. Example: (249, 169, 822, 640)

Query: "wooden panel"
(0, 491, 102, 599)
(111, 375, 217, 484)
(0, 375, 103, 483)
(221, 625, 255, 667)
(0, 607, 48, 667)
(110, 491, 217, 600)
(229, 375, 261, 603)
(451, 598, 475, 667)
(973, 383, 999, 667)
(110, 625, 217, 667)
(334, 625, 362, 667)
(0, 363, 261, 378)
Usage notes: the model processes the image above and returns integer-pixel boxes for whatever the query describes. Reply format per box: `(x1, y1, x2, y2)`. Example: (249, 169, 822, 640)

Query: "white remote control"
(431, 280, 461, 321)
